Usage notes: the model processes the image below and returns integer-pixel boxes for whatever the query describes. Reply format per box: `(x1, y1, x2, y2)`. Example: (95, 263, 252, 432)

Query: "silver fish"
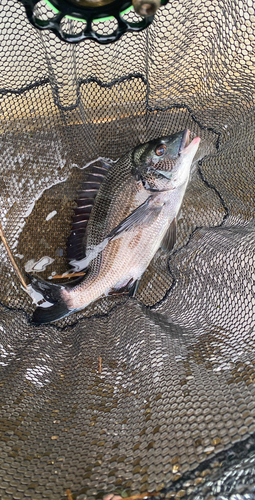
(30, 129, 200, 323)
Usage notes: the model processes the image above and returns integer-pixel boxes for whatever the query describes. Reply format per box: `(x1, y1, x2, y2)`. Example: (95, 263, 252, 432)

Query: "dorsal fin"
(66, 162, 110, 264)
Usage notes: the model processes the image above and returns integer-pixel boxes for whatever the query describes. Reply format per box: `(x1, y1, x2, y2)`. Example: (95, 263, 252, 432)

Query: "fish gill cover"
(0, 0, 255, 499)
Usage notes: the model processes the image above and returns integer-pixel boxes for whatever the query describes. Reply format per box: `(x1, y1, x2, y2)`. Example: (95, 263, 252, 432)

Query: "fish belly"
(108, 213, 171, 283)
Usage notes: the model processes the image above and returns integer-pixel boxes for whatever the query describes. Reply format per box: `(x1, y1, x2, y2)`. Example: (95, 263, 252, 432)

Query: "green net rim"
(43, 0, 133, 23)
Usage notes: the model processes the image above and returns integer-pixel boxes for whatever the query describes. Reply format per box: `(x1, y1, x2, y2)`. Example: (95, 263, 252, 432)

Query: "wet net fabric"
(0, 0, 255, 498)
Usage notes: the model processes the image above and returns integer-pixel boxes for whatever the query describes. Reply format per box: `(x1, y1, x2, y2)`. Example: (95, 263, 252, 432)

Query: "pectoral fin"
(161, 217, 177, 252)
(108, 195, 163, 240)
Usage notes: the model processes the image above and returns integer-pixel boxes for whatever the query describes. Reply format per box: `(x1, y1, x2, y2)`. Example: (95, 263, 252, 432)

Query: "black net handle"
(19, 0, 168, 44)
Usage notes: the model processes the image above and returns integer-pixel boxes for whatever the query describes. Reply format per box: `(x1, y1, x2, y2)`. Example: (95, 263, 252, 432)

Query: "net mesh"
(0, 0, 255, 498)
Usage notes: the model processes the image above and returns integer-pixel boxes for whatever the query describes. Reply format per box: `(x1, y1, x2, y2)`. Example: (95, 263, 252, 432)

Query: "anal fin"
(108, 278, 134, 296)
(129, 279, 140, 297)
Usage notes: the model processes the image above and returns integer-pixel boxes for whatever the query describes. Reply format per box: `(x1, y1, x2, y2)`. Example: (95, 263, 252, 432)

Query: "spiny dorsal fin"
(161, 217, 177, 252)
(66, 162, 110, 264)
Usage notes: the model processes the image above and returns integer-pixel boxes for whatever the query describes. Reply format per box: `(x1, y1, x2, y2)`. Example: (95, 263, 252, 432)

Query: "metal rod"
(0, 220, 27, 290)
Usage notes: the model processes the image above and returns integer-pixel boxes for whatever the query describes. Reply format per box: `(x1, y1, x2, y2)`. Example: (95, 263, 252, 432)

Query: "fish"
(29, 129, 200, 324)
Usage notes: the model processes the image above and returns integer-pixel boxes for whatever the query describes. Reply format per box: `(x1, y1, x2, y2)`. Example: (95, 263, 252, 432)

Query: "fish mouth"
(179, 129, 190, 153)
(179, 129, 201, 155)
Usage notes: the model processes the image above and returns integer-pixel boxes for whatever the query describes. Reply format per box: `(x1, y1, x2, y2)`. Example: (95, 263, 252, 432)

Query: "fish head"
(133, 129, 200, 190)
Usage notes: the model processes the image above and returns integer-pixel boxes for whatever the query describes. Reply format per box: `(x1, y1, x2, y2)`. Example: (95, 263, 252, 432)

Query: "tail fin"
(32, 302, 70, 324)
(29, 276, 62, 303)
(28, 276, 71, 324)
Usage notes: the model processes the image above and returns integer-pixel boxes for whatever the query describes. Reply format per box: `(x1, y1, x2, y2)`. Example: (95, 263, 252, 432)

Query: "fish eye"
(155, 144, 167, 156)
